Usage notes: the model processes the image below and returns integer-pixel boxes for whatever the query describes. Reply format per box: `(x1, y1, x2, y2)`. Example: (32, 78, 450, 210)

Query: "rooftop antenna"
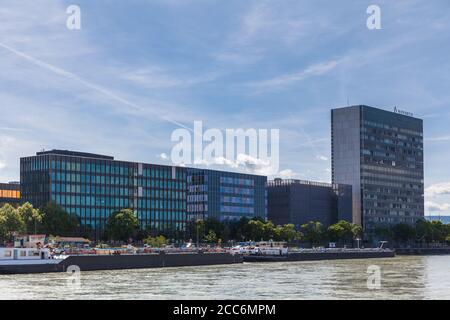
(347, 96, 350, 106)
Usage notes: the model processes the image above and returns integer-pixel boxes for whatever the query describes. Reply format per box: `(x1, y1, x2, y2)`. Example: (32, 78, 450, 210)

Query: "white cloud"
(276, 169, 300, 179)
(186, 153, 274, 176)
(316, 155, 328, 161)
(425, 201, 450, 212)
(248, 59, 342, 91)
(425, 182, 450, 198)
(159, 153, 169, 160)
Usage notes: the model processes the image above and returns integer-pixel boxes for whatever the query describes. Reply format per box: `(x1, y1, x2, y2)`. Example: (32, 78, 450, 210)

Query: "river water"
(0, 255, 449, 300)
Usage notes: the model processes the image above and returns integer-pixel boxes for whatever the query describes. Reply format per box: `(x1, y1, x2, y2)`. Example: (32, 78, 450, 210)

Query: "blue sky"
(0, 0, 450, 215)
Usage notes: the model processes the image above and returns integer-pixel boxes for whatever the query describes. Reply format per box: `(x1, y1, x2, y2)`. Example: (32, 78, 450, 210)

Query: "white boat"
(255, 241, 288, 256)
(0, 247, 58, 265)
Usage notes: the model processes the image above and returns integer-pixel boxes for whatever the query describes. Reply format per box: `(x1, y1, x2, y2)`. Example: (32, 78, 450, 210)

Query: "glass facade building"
(331, 105, 424, 232)
(0, 182, 21, 207)
(267, 179, 352, 229)
(20, 150, 187, 238)
(20, 150, 268, 237)
(186, 168, 267, 222)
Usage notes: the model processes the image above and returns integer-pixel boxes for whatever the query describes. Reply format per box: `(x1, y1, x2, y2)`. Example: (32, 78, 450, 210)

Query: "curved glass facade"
(21, 150, 187, 238)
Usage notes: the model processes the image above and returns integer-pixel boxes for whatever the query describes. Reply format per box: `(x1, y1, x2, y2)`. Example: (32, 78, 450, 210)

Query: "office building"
(20, 150, 268, 238)
(0, 182, 21, 207)
(331, 105, 424, 232)
(21, 150, 188, 238)
(267, 178, 352, 229)
(186, 168, 267, 222)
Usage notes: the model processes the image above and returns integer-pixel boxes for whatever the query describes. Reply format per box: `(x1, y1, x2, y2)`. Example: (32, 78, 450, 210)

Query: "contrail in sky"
(0, 41, 193, 132)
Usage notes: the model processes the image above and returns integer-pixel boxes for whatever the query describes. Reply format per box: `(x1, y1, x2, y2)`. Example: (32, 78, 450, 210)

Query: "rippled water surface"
(1, 256, 449, 299)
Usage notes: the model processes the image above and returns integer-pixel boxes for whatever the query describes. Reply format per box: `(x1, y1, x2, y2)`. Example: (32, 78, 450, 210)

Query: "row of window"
(51, 183, 185, 199)
(52, 193, 185, 209)
(0, 190, 20, 199)
(51, 173, 185, 189)
(220, 196, 254, 205)
(220, 186, 254, 196)
(220, 176, 255, 186)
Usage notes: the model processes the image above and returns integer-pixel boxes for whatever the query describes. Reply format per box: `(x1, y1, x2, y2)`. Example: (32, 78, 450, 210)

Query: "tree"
(18, 202, 43, 235)
(301, 221, 323, 246)
(39, 202, 80, 236)
(416, 219, 432, 243)
(392, 223, 416, 244)
(373, 225, 393, 241)
(277, 224, 301, 242)
(235, 217, 251, 241)
(105, 209, 140, 242)
(248, 219, 266, 241)
(204, 230, 218, 243)
(144, 235, 167, 247)
(327, 220, 352, 243)
(351, 224, 363, 240)
(0, 204, 26, 243)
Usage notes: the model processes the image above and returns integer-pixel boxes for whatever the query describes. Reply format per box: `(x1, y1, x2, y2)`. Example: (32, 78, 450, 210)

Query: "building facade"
(267, 179, 352, 229)
(0, 182, 21, 207)
(331, 105, 424, 232)
(20, 150, 268, 238)
(186, 168, 267, 222)
(21, 150, 187, 238)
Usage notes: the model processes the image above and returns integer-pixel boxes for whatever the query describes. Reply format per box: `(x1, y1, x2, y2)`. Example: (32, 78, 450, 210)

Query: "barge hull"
(0, 253, 243, 275)
(243, 250, 395, 262)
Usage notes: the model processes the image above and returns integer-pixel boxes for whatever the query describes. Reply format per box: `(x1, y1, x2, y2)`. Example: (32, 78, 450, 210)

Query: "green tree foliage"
(0, 204, 26, 242)
(39, 202, 80, 236)
(392, 223, 416, 243)
(106, 209, 140, 242)
(186, 217, 302, 243)
(373, 225, 394, 241)
(144, 235, 167, 247)
(276, 224, 302, 242)
(326, 220, 363, 244)
(327, 220, 353, 243)
(18, 202, 43, 234)
(416, 219, 448, 243)
(204, 230, 218, 243)
(300, 221, 323, 246)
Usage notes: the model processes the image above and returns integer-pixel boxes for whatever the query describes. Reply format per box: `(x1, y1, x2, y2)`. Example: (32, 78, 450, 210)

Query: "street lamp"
(196, 218, 203, 249)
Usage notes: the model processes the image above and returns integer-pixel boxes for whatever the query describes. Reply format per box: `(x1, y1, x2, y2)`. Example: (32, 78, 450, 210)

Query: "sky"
(0, 0, 450, 215)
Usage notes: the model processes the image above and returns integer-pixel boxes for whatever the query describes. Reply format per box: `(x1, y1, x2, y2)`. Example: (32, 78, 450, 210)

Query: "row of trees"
(187, 217, 302, 244)
(3, 202, 449, 247)
(373, 220, 450, 245)
(0, 202, 80, 243)
(186, 217, 363, 246)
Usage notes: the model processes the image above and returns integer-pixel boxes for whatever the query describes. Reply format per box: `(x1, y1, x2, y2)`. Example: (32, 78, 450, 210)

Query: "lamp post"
(196, 218, 203, 249)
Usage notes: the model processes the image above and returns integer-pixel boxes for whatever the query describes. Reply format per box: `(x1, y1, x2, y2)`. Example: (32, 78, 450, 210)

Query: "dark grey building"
(267, 179, 352, 229)
(187, 168, 267, 222)
(331, 105, 424, 232)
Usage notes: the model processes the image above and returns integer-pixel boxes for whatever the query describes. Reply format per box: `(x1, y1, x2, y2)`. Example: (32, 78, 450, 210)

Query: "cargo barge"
(0, 248, 243, 274)
(243, 249, 395, 263)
